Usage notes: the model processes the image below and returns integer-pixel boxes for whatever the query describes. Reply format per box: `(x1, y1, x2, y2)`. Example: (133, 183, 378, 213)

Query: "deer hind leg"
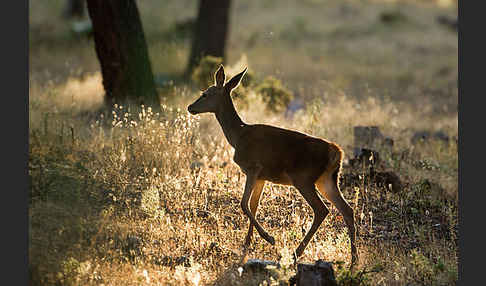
(316, 170, 358, 265)
(293, 180, 329, 259)
(244, 179, 265, 248)
(240, 179, 265, 263)
(241, 170, 275, 245)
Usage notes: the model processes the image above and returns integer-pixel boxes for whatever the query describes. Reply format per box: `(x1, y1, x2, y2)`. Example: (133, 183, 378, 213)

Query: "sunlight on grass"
(29, 0, 457, 284)
(29, 78, 457, 284)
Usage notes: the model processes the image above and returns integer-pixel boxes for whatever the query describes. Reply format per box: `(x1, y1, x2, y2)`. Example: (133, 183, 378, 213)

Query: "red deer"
(188, 66, 358, 264)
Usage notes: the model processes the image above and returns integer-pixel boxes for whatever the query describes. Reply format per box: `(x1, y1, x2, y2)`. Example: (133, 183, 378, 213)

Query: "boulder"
(354, 126, 383, 147)
(243, 259, 280, 273)
(290, 260, 337, 286)
(353, 126, 393, 152)
(241, 259, 337, 286)
(372, 170, 403, 193)
(437, 15, 458, 32)
(350, 148, 380, 168)
(411, 130, 449, 145)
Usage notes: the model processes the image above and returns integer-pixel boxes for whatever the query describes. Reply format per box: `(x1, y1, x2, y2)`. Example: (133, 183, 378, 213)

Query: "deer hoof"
(267, 235, 275, 245)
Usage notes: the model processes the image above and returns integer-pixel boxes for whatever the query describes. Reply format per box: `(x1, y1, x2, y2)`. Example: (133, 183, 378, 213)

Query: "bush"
(191, 56, 223, 89)
(228, 69, 257, 111)
(255, 76, 294, 113)
(335, 261, 383, 286)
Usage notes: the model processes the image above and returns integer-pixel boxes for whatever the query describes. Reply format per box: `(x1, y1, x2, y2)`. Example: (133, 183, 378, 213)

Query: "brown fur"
(234, 124, 341, 186)
(188, 66, 357, 264)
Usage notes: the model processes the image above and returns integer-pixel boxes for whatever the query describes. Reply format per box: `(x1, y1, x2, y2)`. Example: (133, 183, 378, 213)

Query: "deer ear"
(215, 65, 225, 87)
(225, 67, 247, 92)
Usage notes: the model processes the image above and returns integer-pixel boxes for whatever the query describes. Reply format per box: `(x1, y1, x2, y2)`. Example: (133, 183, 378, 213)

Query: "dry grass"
(29, 0, 457, 285)
(29, 83, 457, 285)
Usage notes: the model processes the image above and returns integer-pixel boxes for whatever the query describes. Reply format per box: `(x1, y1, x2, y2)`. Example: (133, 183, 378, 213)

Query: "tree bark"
(186, 0, 231, 76)
(86, 0, 158, 108)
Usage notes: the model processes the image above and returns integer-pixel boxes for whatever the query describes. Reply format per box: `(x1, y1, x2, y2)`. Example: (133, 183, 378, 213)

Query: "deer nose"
(187, 105, 196, 115)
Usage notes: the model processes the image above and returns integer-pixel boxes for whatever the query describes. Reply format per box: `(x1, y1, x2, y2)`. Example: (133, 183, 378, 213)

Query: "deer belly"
(259, 170, 293, 185)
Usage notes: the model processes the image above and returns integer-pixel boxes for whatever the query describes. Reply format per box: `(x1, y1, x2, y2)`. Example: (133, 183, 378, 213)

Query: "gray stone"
(354, 126, 384, 148)
(290, 260, 337, 286)
(350, 148, 380, 168)
(411, 130, 449, 144)
(353, 126, 394, 153)
(243, 259, 280, 272)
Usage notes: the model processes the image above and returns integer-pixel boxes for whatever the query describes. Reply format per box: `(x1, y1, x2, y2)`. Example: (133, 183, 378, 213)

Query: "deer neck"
(215, 97, 246, 148)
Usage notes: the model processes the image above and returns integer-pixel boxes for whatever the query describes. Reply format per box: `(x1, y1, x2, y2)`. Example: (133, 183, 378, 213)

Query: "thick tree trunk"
(86, 0, 158, 108)
(186, 0, 231, 76)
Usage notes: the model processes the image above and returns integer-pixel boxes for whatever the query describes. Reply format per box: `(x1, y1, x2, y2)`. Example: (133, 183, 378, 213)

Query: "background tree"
(186, 0, 231, 76)
(86, 0, 158, 108)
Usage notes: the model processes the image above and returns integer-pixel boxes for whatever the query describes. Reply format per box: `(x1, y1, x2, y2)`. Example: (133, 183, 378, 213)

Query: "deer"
(187, 65, 358, 265)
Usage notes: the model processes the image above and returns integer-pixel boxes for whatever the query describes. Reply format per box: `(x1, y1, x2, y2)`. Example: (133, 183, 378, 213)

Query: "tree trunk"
(186, 0, 231, 76)
(86, 0, 158, 108)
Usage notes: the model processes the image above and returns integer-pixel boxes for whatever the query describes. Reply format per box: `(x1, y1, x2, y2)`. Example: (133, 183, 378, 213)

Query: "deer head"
(187, 65, 247, 115)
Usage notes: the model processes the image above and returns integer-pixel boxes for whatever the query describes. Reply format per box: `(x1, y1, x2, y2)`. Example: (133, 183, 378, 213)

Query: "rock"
(433, 131, 450, 143)
(354, 126, 384, 148)
(350, 148, 380, 168)
(353, 126, 393, 152)
(243, 259, 280, 273)
(239, 259, 281, 286)
(411, 130, 449, 145)
(437, 15, 458, 32)
(190, 161, 204, 171)
(372, 170, 403, 193)
(290, 260, 337, 286)
(341, 165, 402, 193)
(241, 259, 337, 286)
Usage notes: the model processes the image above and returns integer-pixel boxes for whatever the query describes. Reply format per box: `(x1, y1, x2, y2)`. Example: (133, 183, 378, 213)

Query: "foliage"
(335, 261, 384, 286)
(191, 55, 224, 89)
(409, 249, 457, 285)
(29, 85, 458, 284)
(255, 76, 294, 114)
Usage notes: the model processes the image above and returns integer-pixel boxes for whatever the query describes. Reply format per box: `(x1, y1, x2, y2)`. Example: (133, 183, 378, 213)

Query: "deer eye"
(201, 93, 208, 98)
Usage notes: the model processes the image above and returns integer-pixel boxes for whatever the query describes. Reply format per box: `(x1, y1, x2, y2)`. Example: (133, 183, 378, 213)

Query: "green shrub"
(335, 261, 383, 286)
(255, 76, 294, 113)
(191, 56, 223, 89)
(240, 68, 255, 88)
(379, 10, 408, 25)
(58, 257, 91, 286)
(229, 70, 257, 111)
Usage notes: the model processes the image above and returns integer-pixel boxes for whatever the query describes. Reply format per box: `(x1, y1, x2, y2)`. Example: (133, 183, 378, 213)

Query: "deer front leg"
(241, 169, 275, 245)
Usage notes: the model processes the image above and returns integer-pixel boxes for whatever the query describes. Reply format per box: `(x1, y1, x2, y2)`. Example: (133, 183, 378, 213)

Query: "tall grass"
(29, 0, 457, 284)
(29, 71, 457, 284)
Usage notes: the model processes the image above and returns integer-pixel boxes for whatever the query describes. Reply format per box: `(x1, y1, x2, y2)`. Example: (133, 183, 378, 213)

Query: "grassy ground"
(29, 0, 457, 285)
